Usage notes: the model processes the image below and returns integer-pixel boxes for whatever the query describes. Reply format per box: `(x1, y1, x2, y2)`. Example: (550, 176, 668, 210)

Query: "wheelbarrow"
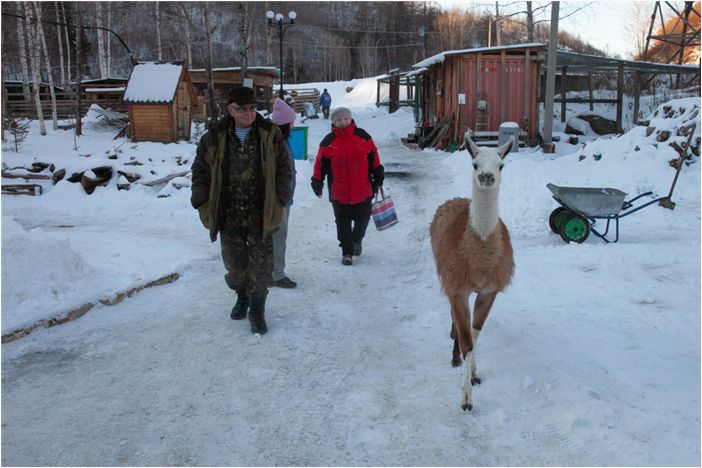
(546, 183, 670, 243)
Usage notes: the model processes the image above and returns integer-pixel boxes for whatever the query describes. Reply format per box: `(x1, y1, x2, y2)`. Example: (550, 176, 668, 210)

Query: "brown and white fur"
(429, 134, 515, 411)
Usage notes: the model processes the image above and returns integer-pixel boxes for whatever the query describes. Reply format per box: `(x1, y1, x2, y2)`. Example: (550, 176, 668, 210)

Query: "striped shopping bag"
(372, 188, 399, 231)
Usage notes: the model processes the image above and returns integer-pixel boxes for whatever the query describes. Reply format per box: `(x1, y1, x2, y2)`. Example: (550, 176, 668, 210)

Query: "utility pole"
(542, 1, 559, 147)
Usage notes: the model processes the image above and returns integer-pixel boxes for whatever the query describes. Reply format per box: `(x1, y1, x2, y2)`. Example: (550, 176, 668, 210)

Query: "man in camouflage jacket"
(191, 87, 292, 335)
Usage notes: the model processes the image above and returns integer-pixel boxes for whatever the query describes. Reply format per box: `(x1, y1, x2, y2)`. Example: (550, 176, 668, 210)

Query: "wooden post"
(500, 50, 506, 123)
(542, 1, 559, 144)
(75, 14, 82, 136)
(458, 58, 465, 133)
(616, 62, 624, 133)
(633, 72, 641, 125)
(560, 66, 567, 123)
(389, 74, 399, 113)
(523, 50, 530, 124)
(376, 79, 381, 107)
(588, 72, 594, 111)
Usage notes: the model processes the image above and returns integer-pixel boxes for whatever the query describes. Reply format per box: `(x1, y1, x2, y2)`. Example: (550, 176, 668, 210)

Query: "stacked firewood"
(419, 113, 461, 151)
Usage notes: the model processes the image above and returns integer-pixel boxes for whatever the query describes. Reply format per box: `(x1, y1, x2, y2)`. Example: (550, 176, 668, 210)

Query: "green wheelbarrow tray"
(546, 183, 628, 217)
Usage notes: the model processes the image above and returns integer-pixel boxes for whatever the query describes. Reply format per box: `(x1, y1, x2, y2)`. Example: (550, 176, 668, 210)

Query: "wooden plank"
(2, 184, 43, 196)
(2, 171, 52, 180)
(140, 170, 190, 187)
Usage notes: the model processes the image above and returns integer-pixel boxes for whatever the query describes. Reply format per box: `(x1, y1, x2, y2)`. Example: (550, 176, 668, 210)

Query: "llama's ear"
(496, 136, 514, 159)
(465, 133, 480, 159)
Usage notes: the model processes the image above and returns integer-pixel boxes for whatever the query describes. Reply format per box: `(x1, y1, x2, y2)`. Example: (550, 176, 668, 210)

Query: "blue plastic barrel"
(289, 127, 308, 160)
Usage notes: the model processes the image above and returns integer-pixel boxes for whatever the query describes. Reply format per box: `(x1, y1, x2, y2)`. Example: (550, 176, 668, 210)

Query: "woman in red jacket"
(311, 107, 384, 266)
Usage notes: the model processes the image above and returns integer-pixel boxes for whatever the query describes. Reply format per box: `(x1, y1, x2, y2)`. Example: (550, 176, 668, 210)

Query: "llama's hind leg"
(449, 294, 474, 411)
(450, 323, 461, 367)
(471, 292, 497, 386)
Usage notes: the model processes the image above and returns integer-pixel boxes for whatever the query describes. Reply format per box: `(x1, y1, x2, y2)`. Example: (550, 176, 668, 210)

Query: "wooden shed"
(123, 62, 197, 142)
(188, 67, 279, 118)
(413, 43, 545, 143)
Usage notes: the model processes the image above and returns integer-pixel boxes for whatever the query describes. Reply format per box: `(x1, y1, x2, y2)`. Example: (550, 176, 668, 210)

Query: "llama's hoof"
(471, 377, 481, 385)
(461, 389, 473, 411)
(451, 356, 462, 367)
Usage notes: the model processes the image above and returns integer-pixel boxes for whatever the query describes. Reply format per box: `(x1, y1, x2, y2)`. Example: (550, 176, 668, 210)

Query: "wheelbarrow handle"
(622, 191, 653, 210)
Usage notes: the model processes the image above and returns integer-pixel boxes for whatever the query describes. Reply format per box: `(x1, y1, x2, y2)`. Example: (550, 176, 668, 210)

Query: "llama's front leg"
(471, 292, 497, 386)
(449, 294, 474, 411)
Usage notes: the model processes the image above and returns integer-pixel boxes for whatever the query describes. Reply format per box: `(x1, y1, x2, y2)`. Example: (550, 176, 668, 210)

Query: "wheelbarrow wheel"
(559, 214, 590, 243)
(549, 207, 570, 234)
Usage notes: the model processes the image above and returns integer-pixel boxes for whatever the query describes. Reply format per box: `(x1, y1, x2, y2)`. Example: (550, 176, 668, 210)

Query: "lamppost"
(266, 10, 296, 99)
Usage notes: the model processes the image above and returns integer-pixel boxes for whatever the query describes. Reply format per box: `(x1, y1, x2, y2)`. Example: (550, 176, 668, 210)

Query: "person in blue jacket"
(320, 89, 332, 119)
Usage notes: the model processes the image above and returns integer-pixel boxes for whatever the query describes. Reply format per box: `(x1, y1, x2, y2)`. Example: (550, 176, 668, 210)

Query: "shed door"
(176, 84, 191, 140)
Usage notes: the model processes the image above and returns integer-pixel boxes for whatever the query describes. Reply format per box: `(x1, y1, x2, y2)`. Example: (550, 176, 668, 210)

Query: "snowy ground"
(1, 79, 700, 466)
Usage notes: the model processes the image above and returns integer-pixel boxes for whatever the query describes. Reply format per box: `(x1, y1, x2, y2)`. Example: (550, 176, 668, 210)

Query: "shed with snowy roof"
(123, 61, 197, 142)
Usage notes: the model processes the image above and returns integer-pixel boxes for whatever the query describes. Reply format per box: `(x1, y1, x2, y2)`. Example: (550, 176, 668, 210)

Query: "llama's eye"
(472, 163, 478, 170)
(499, 164, 504, 170)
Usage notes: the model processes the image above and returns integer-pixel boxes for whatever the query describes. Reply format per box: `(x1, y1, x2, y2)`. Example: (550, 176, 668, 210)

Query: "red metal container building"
(414, 43, 545, 143)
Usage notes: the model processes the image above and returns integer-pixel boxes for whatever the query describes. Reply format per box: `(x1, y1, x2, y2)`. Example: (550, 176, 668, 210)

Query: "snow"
(1, 77, 700, 466)
(412, 43, 546, 68)
(85, 87, 126, 93)
(123, 62, 183, 103)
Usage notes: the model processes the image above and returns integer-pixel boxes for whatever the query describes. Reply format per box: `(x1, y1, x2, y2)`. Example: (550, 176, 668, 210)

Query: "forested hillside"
(1, 1, 609, 84)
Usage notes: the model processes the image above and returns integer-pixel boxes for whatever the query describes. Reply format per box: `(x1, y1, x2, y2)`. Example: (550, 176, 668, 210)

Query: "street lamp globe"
(288, 11, 297, 20)
(275, 13, 284, 22)
(265, 10, 275, 20)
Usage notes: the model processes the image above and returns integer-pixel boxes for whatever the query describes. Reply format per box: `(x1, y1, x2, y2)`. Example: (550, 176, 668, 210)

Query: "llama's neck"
(469, 185, 500, 241)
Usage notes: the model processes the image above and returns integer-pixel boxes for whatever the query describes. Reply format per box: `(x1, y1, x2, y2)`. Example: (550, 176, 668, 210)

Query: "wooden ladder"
(476, 107, 488, 132)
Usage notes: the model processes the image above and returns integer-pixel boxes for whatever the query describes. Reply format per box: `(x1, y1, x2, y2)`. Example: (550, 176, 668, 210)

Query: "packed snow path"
(2, 143, 699, 465)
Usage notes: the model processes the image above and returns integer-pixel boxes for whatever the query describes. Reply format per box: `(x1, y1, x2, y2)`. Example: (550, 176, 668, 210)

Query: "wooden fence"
(3, 84, 127, 118)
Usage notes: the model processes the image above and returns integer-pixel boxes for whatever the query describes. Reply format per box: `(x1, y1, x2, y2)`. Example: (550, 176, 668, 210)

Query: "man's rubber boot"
(231, 293, 249, 320)
(249, 296, 268, 335)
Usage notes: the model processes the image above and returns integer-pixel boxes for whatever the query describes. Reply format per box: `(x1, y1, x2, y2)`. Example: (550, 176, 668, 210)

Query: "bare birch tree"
(96, 2, 107, 78)
(203, 3, 218, 121)
(34, 1, 58, 130)
(156, 2, 163, 60)
(61, 2, 72, 83)
(54, 1, 66, 84)
(264, 1, 273, 65)
(23, 2, 46, 135)
(16, 2, 31, 102)
(237, 2, 259, 84)
(106, 2, 111, 75)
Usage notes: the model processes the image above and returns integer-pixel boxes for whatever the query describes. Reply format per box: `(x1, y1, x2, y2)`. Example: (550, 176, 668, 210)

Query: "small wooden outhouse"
(123, 61, 197, 142)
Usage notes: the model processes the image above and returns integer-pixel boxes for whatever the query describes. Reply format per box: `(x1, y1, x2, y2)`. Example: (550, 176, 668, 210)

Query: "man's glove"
(311, 178, 323, 198)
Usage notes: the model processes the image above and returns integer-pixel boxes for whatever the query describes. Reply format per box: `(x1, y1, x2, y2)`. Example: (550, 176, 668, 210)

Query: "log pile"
(418, 114, 461, 151)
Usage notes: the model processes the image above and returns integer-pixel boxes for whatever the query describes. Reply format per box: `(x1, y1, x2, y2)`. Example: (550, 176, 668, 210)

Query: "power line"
(282, 41, 426, 50)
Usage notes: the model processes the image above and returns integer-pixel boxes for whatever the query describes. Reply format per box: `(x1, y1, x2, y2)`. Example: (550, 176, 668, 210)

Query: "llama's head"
(464, 133, 513, 190)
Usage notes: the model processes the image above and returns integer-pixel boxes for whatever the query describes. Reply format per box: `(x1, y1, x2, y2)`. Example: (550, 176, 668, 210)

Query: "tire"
(549, 207, 570, 234)
(559, 214, 590, 243)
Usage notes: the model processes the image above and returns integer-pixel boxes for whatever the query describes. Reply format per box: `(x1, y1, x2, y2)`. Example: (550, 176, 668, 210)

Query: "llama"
(429, 134, 515, 411)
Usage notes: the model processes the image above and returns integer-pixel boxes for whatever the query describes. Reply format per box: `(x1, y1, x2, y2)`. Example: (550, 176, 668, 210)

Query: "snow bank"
(1, 217, 96, 332)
